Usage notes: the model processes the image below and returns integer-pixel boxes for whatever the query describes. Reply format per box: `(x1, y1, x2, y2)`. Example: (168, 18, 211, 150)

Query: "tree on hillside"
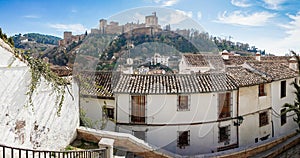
(8, 37, 14, 46)
(283, 50, 300, 132)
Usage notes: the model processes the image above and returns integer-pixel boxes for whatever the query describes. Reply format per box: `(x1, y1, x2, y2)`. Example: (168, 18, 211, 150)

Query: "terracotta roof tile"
(114, 73, 237, 94)
(226, 66, 269, 87)
(78, 71, 113, 97)
(246, 61, 298, 81)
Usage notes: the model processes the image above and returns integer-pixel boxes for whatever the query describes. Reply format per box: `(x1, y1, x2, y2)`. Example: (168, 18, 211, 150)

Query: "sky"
(0, 0, 299, 55)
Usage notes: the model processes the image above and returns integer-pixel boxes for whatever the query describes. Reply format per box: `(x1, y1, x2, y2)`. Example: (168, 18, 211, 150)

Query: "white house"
(226, 66, 272, 147)
(244, 61, 299, 139)
(79, 53, 299, 156)
(179, 53, 225, 74)
(78, 71, 116, 131)
(151, 53, 169, 66)
(113, 73, 239, 155)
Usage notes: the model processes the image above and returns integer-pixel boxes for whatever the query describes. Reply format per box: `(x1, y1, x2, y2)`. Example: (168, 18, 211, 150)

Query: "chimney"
(289, 57, 298, 71)
(221, 50, 229, 60)
(256, 52, 261, 61)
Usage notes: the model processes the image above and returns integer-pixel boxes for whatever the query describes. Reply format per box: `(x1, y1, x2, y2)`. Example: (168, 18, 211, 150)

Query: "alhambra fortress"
(0, 12, 300, 158)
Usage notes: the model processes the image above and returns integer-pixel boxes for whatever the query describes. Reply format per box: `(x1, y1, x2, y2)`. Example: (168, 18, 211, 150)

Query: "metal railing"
(0, 144, 107, 158)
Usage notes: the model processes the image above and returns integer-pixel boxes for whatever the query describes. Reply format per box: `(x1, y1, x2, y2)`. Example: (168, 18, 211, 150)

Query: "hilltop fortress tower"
(91, 12, 162, 35)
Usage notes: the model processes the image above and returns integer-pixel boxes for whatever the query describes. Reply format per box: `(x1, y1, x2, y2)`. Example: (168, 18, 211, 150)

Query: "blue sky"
(0, 0, 299, 55)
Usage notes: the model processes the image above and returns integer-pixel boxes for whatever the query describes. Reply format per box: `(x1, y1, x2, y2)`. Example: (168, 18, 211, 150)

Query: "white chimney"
(256, 52, 261, 61)
(289, 57, 298, 71)
(222, 50, 229, 60)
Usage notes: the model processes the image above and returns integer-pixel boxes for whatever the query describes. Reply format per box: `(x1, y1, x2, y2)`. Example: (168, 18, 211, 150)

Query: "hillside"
(13, 33, 61, 46)
(11, 29, 266, 69)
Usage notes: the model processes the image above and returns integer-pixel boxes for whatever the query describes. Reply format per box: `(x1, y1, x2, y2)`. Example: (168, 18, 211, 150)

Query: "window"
(281, 108, 287, 126)
(177, 130, 190, 149)
(281, 80, 286, 98)
(104, 107, 114, 120)
(218, 93, 231, 119)
(178, 95, 189, 111)
(259, 84, 266, 96)
(107, 108, 114, 119)
(219, 126, 230, 142)
(133, 131, 146, 141)
(259, 111, 269, 127)
(131, 96, 146, 123)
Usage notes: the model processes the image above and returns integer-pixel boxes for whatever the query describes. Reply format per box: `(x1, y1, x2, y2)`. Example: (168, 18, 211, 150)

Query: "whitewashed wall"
(116, 91, 238, 155)
(238, 84, 272, 147)
(271, 78, 298, 137)
(116, 91, 237, 124)
(117, 121, 237, 155)
(80, 97, 115, 131)
(0, 41, 79, 151)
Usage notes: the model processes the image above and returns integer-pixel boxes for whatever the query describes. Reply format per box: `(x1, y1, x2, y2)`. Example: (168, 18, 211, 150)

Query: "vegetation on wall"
(283, 50, 300, 132)
(24, 54, 68, 115)
(79, 108, 99, 128)
(1, 28, 69, 115)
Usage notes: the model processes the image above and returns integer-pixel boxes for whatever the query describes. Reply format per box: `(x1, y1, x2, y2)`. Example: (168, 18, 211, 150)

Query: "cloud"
(197, 11, 202, 20)
(252, 12, 300, 55)
(216, 11, 276, 26)
(263, 0, 285, 10)
(157, 9, 193, 27)
(277, 12, 300, 53)
(71, 9, 77, 13)
(231, 0, 251, 7)
(49, 23, 87, 34)
(176, 10, 192, 18)
(152, 0, 180, 6)
(23, 15, 40, 19)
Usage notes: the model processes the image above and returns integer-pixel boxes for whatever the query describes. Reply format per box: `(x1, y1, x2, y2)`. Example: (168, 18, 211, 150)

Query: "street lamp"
(234, 116, 244, 126)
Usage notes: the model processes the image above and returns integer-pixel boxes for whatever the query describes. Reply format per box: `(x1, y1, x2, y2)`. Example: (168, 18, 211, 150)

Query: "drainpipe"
(115, 94, 118, 132)
(236, 89, 240, 147)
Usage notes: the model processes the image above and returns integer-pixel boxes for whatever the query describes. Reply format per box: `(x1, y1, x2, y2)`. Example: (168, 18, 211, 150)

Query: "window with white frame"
(259, 84, 266, 96)
(177, 95, 190, 111)
(177, 130, 190, 149)
(259, 111, 269, 127)
(219, 126, 230, 143)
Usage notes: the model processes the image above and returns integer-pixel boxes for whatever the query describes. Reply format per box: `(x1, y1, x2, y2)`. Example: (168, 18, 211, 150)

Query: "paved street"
(277, 143, 300, 158)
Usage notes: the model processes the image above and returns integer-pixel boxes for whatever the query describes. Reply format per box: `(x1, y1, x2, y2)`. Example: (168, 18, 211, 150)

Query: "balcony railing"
(130, 115, 146, 124)
(0, 143, 107, 158)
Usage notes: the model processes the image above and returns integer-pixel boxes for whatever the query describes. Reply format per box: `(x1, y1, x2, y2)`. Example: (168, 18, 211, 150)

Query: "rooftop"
(77, 71, 113, 98)
(114, 73, 237, 94)
(246, 61, 298, 81)
(226, 66, 269, 87)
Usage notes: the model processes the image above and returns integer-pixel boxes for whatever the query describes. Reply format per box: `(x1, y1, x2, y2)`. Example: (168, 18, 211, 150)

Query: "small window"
(133, 131, 146, 141)
(280, 81, 286, 98)
(219, 126, 230, 142)
(106, 108, 114, 120)
(259, 84, 266, 96)
(218, 93, 231, 119)
(281, 108, 287, 126)
(177, 130, 190, 149)
(178, 95, 189, 111)
(259, 111, 269, 127)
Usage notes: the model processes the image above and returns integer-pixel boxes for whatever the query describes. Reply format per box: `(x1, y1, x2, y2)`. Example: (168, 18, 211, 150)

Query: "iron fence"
(0, 144, 107, 158)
